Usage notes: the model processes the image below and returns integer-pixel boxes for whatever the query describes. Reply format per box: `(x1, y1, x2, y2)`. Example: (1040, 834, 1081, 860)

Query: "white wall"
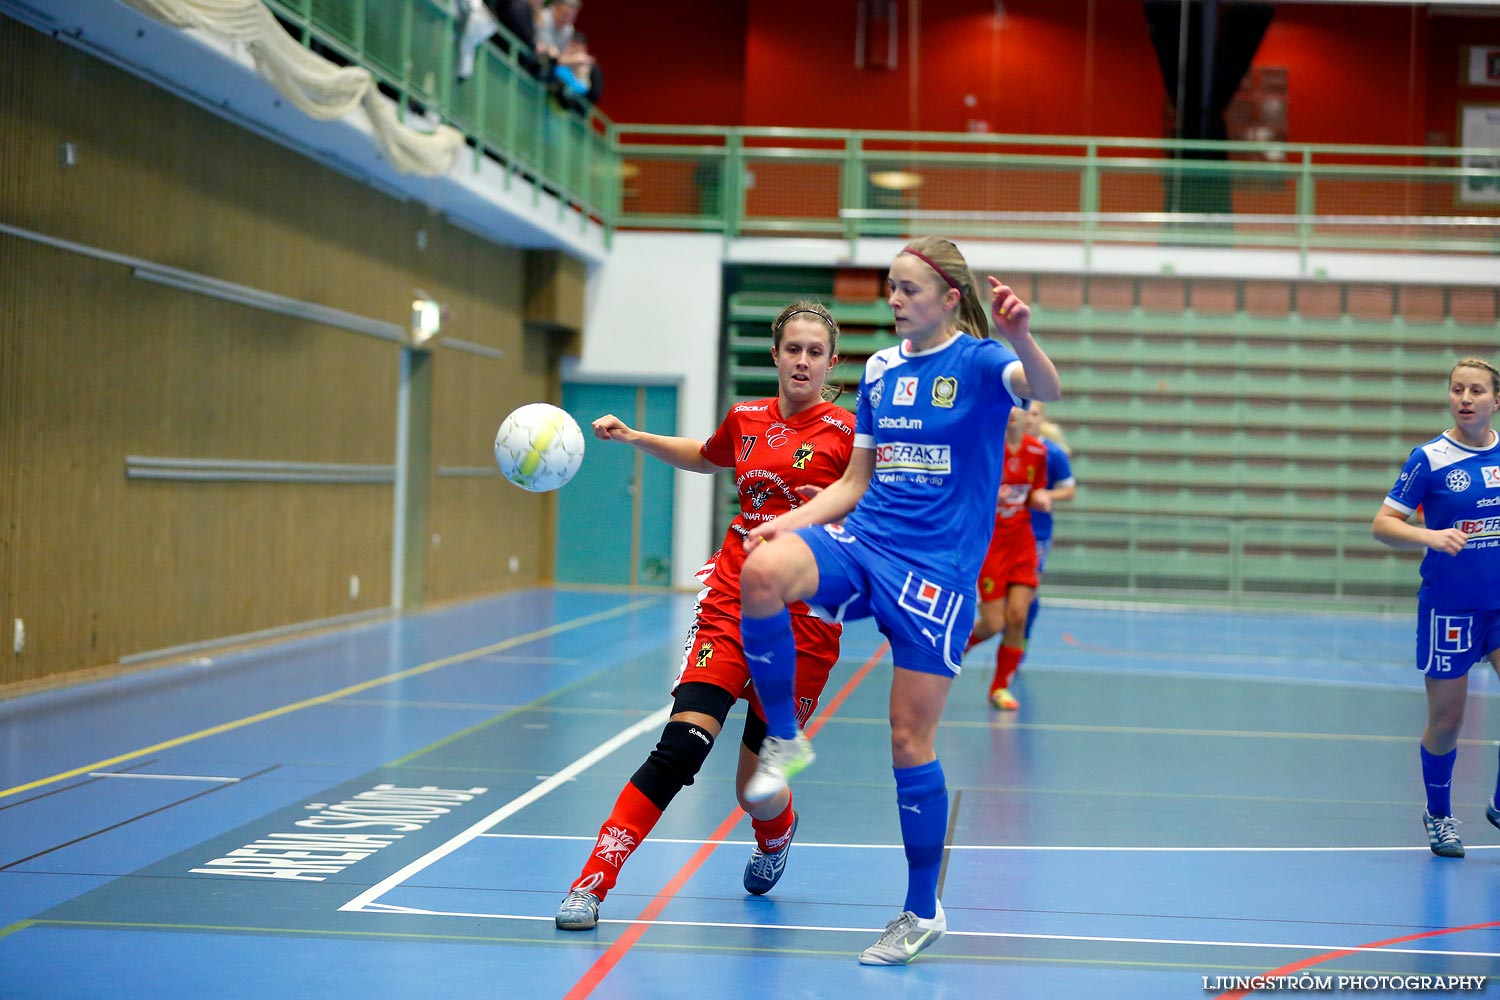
(575, 232, 725, 589)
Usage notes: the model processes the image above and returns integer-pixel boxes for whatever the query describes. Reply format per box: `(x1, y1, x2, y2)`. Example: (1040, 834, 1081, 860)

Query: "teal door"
(556, 383, 677, 587)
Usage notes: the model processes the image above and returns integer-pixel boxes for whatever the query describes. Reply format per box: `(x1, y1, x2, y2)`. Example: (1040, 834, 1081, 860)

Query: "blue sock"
(740, 608, 799, 740)
(1421, 745, 1456, 817)
(1024, 595, 1040, 642)
(894, 759, 947, 919)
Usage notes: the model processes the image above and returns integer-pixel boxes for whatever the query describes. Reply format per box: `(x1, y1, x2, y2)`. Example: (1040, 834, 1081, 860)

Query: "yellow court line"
(381, 665, 634, 768)
(0, 598, 662, 802)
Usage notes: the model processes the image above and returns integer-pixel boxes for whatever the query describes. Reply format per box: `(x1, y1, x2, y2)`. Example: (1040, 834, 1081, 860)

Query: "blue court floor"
(2, 588, 1498, 1000)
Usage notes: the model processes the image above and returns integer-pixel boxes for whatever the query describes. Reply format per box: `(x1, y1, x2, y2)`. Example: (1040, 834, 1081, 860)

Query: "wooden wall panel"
(523, 250, 587, 333)
(423, 231, 558, 604)
(0, 21, 570, 690)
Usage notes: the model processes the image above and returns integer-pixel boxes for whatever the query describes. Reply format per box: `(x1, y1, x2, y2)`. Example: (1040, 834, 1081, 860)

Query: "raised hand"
(989, 276, 1032, 342)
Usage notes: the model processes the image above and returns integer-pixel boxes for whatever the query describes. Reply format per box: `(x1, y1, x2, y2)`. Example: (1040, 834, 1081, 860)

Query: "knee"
(740, 547, 781, 611)
(889, 721, 935, 769)
(635, 721, 716, 809)
(1427, 708, 1464, 744)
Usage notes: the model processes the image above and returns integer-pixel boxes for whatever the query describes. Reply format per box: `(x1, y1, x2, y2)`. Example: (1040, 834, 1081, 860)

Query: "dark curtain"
(1143, 1, 1274, 215)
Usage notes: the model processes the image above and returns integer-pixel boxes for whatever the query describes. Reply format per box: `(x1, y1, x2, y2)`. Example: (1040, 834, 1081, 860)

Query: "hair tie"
(902, 248, 962, 293)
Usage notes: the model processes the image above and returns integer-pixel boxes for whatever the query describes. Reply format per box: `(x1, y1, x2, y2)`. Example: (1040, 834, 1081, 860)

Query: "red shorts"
(977, 523, 1039, 603)
(672, 587, 842, 726)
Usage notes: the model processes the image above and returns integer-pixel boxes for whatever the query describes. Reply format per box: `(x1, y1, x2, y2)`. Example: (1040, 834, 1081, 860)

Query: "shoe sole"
(744, 743, 815, 804)
(858, 930, 945, 965)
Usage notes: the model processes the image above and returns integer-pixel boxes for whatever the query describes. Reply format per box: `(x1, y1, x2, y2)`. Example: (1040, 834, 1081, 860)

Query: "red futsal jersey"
(977, 433, 1050, 600)
(992, 433, 1050, 544)
(698, 397, 855, 612)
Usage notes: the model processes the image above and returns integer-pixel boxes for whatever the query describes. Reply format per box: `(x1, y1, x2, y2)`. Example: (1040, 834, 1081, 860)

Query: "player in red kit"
(555, 301, 854, 930)
(969, 405, 1050, 709)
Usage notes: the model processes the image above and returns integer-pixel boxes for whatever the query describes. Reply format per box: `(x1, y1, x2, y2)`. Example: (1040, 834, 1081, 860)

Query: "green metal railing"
(1043, 510, 1419, 608)
(265, 0, 617, 232)
(258, 3, 1499, 263)
(616, 125, 1500, 264)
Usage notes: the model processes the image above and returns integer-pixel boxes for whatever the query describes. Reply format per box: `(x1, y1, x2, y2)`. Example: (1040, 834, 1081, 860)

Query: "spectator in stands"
(456, 0, 500, 80)
(551, 33, 602, 113)
(1373, 356, 1500, 860)
(486, 0, 544, 78)
(535, 0, 580, 63)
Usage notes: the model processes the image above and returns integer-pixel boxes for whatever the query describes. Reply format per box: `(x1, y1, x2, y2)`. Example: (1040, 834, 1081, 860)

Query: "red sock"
(749, 795, 796, 853)
(571, 782, 662, 901)
(990, 644, 1024, 695)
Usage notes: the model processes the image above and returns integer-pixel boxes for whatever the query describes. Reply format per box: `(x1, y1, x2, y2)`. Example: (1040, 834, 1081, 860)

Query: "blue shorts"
(1415, 598, 1500, 678)
(796, 522, 972, 677)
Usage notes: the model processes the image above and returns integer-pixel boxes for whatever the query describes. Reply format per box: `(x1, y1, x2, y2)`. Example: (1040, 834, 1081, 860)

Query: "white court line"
(479, 832, 1500, 853)
(339, 702, 674, 913)
(332, 901, 1500, 959)
(86, 772, 239, 782)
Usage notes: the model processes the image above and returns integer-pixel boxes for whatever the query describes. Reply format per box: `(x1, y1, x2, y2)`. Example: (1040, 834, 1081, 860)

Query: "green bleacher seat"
(723, 270, 1481, 606)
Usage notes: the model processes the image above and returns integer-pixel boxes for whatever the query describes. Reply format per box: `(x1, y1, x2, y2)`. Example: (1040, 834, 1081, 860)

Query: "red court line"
(561, 641, 890, 1000)
(1214, 921, 1500, 999)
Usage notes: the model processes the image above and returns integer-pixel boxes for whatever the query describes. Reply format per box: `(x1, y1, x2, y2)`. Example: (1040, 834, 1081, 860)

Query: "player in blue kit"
(1024, 402, 1077, 646)
(1373, 357, 1500, 858)
(735, 236, 1061, 964)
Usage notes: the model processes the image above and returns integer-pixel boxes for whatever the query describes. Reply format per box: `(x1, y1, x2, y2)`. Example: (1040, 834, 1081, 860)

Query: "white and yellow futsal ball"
(493, 403, 585, 492)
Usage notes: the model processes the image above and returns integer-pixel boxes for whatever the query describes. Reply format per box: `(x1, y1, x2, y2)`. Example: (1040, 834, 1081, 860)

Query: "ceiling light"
(870, 170, 924, 191)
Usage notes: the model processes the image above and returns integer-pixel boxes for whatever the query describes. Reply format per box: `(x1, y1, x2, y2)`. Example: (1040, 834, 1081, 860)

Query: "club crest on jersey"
(1446, 469, 1472, 492)
(866, 377, 884, 409)
(594, 825, 637, 867)
(696, 643, 714, 668)
(1484, 466, 1500, 488)
(745, 481, 774, 510)
(893, 375, 919, 407)
(931, 377, 957, 408)
(792, 442, 814, 469)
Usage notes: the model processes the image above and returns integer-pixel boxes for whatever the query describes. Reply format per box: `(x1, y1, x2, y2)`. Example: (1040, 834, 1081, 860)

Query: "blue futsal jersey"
(1384, 431, 1500, 610)
(1029, 439, 1075, 542)
(843, 333, 1024, 587)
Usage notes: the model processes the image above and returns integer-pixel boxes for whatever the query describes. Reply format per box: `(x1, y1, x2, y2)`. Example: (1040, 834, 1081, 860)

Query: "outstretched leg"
(739, 533, 824, 803)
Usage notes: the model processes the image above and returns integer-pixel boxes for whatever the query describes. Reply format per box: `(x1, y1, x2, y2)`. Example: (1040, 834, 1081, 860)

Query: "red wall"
(1255, 5, 1428, 146)
(580, 0, 748, 126)
(1427, 15, 1500, 147)
(584, 0, 1500, 148)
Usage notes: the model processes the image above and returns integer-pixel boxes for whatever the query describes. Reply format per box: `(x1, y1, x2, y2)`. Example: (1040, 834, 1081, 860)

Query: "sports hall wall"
(0, 21, 574, 692)
(587, 0, 1494, 145)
